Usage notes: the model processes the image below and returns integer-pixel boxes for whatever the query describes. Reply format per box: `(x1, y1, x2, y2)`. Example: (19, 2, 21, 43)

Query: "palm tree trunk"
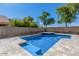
(65, 22, 68, 28)
(65, 23, 68, 33)
(44, 28, 46, 32)
(44, 25, 47, 32)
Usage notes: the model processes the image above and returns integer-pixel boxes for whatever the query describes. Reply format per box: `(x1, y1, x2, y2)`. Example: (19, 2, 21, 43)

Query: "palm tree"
(67, 3, 79, 12)
(56, 6, 77, 28)
(39, 11, 55, 31)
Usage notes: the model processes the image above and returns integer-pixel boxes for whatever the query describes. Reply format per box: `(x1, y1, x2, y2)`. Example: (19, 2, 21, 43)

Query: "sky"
(0, 3, 79, 27)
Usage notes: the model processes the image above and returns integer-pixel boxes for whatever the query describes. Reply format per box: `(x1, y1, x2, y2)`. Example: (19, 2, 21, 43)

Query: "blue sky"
(0, 3, 79, 27)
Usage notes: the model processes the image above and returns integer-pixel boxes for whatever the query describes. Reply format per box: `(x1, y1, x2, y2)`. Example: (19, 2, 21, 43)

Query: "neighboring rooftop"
(0, 16, 9, 26)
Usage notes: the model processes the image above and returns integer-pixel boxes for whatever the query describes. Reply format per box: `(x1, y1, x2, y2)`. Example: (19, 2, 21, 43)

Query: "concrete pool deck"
(0, 37, 32, 56)
(44, 35, 79, 56)
(0, 34, 79, 56)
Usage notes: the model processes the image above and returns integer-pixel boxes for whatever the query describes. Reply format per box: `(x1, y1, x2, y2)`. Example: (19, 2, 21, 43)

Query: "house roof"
(0, 16, 9, 24)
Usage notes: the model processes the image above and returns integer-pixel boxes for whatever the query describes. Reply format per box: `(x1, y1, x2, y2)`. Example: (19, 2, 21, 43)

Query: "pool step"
(21, 43, 42, 55)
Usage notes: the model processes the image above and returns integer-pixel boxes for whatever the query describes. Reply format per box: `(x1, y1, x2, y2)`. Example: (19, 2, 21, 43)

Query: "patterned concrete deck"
(44, 35, 79, 56)
(0, 34, 79, 56)
(0, 37, 31, 56)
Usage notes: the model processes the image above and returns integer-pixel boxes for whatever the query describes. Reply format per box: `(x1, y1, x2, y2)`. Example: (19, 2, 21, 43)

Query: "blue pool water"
(20, 33, 71, 56)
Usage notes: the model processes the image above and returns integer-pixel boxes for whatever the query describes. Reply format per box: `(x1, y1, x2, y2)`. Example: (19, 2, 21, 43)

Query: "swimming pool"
(20, 33, 71, 56)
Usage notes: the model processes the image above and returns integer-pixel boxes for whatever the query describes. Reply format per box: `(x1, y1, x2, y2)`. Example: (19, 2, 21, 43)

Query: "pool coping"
(21, 32, 71, 38)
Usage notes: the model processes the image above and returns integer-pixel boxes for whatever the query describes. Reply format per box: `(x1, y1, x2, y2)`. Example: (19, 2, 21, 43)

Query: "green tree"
(67, 3, 79, 13)
(23, 17, 30, 27)
(9, 19, 19, 27)
(57, 6, 77, 28)
(23, 16, 38, 27)
(9, 16, 38, 28)
(39, 11, 55, 31)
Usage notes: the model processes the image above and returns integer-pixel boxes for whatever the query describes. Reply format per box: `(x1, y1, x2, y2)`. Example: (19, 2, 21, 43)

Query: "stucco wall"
(0, 26, 79, 39)
(46, 27, 79, 33)
(0, 27, 44, 38)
